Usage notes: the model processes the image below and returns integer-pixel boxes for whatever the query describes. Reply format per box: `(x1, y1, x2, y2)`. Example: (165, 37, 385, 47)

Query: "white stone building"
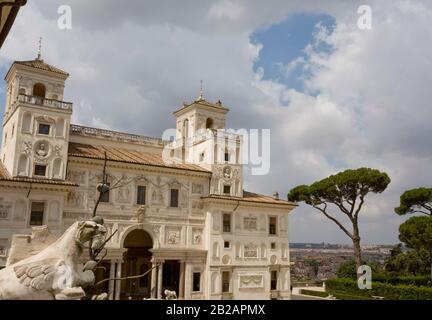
(0, 56, 297, 300)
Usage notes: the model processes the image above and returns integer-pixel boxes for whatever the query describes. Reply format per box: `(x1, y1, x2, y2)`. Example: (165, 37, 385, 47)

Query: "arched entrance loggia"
(120, 228, 153, 300)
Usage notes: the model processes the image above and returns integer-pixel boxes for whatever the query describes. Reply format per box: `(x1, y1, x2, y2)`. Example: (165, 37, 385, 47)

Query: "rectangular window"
(271, 270, 278, 290)
(271, 242, 276, 250)
(222, 271, 230, 293)
(224, 241, 230, 248)
(223, 213, 231, 233)
(269, 216, 277, 235)
(224, 152, 229, 162)
(192, 272, 201, 292)
(38, 123, 50, 135)
(34, 165, 46, 177)
(137, 186, 146, 205)
(223, 185, 231, 195)
(100, 183, 110, 203)
(30, 202, 44, 226)
(170, 189, 179, 207)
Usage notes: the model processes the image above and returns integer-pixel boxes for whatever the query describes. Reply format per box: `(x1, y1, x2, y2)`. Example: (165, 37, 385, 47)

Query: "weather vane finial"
(37, 37, 43, 61)
(198, 80, 204, 101)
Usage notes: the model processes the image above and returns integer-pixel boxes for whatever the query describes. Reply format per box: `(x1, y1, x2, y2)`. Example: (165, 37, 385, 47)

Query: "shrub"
(336, 259, 382, 279)
(372, 274, 431, 287)
(300, 289, 329, 298)
(326, 278, 432, 300)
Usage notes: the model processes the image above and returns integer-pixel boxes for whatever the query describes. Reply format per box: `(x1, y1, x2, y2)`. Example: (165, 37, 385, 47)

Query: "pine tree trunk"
(352, 222, 362, 279)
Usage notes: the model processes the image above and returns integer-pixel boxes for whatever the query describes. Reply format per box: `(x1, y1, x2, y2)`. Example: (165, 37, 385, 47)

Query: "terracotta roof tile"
(14, 59, 69, 76)
(202, 191, 296, 206)
(68, 142, 211, 173)
(0, 161, 77, 186)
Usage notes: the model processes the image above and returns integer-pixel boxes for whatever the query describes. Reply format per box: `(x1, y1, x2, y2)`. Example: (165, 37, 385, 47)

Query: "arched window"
(33, 83, 46, 98)
(183, 119, 189, 139)
(206, 118, 214, 129)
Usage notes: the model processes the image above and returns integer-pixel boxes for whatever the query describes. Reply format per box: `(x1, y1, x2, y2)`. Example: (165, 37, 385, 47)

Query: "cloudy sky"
(1, 0, 431, 245)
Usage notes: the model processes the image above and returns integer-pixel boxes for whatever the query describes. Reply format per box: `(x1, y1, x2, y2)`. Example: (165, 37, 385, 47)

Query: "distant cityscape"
(290, 243, 394, 284)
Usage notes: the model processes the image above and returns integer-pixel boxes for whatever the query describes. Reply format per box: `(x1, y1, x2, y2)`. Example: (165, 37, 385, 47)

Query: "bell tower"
(0, 53, 72, 180)
(172, 89, 243, 197)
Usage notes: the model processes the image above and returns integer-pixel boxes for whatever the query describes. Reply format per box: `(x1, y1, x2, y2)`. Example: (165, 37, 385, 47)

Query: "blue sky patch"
(251, 12, 336, 93)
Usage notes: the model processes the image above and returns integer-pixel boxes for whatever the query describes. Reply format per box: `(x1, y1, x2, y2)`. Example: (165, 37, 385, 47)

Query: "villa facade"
(0, 56, 296, 300)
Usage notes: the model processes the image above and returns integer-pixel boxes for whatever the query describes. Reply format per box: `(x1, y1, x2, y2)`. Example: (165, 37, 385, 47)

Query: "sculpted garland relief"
(239, 274, 264, 289)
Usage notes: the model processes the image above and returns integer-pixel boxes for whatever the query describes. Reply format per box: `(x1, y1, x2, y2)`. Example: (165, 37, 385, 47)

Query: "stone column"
(179, 261, 185, 299)
(115, 261, 122, 300)
(184, 262, 192, 299)
(150, 258, 157, 299)
(157, 261, 164, 299)
(108, 260, 116, 300)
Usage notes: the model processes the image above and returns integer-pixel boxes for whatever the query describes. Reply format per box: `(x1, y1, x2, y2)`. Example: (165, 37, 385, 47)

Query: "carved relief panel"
(0, 239, 8, 257)
(0, 198, 12, 220)
(165, 226, 181, 245)
(243, 215, 257, 231)
(239, 274, 264, 289)
(244, 243, 258, 258)
(192, 228, 203, 245)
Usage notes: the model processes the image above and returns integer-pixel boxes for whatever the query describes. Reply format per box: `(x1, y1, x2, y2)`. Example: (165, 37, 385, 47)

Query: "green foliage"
(288, 167, 391, 205)
(385, 246, 430, 276)
(395, 187, 432, 216)
(336, 259, 382, 279)
(326, 278, 432, 300)
(304, 259, 321, 278)
(330, 292, 374, 300)
(300, 289, 329, 298)
(399, 216, 432, 251)
(372, 274, 431, 287)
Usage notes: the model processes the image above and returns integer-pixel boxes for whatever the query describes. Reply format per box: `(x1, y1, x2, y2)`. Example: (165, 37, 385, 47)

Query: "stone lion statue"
(164, 289, 177, 300)
(0, 219, 106, 300)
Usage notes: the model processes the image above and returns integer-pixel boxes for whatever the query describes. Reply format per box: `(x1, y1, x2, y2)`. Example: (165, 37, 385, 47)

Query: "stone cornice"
(0, 180, 76, 192)
(67, 155, 212, 178)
